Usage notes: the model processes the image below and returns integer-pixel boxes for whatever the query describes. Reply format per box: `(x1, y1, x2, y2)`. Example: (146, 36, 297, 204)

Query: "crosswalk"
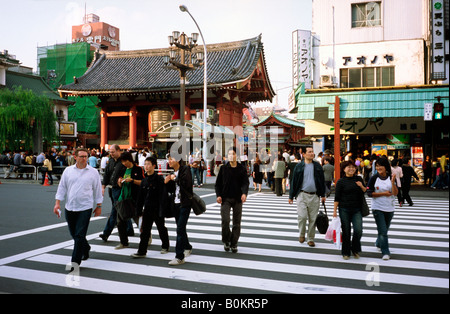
(0, 192, 448, 294)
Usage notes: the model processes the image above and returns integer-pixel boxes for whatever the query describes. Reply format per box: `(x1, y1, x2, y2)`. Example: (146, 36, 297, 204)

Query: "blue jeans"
(373, 210, 394, 256)
(65, 208, 92, 265)
(102, 187, 133, 238)
(338, 207, 363, 256)
(174, 204, 192, 260)
(191, 167, 202, 186)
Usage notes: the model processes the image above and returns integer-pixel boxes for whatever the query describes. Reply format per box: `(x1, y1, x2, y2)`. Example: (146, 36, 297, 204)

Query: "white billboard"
(292, 30, 312, 90)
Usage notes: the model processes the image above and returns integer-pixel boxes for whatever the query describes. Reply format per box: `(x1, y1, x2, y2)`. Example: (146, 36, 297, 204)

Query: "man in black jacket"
(99, 144, 133, 241)
(215, 147, 249, 253)
(165, 154, 193, 266)
(132, 157, 169, 257)
(402, 157, 419, 206)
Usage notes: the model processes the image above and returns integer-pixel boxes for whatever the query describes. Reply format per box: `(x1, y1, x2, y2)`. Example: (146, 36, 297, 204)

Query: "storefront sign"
(304, 108, 425, 135)
(387, 134, 410, 149)
(292, 30, 312, 89)
(424, 103, 434, 121)
(431, 0, 447, 80)
(59, 122, 77, 137)
(342, 54, 393, 66)
(372, 144, 387, 156)
(72, 35, 120, 48)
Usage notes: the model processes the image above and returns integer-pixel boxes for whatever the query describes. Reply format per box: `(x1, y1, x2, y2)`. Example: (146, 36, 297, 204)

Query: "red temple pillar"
(100, 109, 108, 150)
(129, 106, 137, 148)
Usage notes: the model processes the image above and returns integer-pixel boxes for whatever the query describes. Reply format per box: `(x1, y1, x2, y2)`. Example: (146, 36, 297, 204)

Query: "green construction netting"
(37, 42, 99, 133)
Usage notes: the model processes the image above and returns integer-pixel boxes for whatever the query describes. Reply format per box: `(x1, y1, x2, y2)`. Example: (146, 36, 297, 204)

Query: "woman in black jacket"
(165, 155, 193, 266)
(333, 160, 367, 260)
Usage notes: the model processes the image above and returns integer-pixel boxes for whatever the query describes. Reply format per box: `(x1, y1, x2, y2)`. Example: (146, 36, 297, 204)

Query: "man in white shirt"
(54, 148, 103, 270)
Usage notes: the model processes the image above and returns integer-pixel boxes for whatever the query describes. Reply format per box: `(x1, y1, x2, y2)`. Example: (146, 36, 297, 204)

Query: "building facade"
(72, 13, 120, 51)
(59, 35, 275, 157)
(293, 0, 449, 166)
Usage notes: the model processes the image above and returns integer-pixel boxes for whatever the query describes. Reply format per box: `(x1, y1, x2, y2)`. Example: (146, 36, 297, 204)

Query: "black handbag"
(316, 201, 329, 234)
(191, 192, 206, 215)
(116, 198, 136, 220)
(179, 184, 206, 216)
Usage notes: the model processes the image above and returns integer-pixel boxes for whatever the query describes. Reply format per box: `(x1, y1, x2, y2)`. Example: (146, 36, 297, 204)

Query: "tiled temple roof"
(59, 34, 275, 102)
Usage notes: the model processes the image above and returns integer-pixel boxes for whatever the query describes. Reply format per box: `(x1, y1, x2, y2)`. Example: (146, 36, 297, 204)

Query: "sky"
(0, 0, 312, 109)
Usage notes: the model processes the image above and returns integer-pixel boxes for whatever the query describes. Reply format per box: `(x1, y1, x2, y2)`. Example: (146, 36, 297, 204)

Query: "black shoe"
(231, 246, 238, 253)
(99, 234, 108, 242)
(82, 251, 89, 261)
(224, 242, 230, 252)
(131, 252, 146, 258)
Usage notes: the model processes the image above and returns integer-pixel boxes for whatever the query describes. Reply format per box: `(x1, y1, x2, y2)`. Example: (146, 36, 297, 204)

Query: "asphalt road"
(0, 179, 448, 298)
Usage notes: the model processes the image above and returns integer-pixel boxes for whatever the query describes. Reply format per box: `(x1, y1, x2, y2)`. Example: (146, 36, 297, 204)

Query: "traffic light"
(434, 102, 444, 120)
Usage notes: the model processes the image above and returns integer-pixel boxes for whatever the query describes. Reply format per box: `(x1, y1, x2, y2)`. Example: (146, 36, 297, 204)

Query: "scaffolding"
(37, 42, 99, 134)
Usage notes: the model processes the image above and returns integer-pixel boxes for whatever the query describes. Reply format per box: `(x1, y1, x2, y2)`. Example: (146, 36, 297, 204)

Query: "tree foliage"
(0, 87, 57, 151)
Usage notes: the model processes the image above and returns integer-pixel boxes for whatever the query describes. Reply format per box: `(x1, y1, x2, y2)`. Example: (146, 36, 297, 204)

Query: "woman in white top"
(367, 158, 398, 260)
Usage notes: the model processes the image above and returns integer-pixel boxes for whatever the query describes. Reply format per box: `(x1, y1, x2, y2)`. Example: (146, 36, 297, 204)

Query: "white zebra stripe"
(28, 253, 385, 294)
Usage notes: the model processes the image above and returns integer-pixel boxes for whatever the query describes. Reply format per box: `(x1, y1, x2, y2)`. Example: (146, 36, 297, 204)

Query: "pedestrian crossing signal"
(434, 102, 444, 120)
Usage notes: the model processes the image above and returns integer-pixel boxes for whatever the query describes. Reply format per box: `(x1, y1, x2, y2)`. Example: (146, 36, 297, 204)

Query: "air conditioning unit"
(320, 75, 336, 87)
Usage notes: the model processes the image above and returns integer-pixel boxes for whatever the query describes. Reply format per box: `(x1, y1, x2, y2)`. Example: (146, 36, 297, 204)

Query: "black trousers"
(402, 182, 413, 205)
(65, 208, 92, 265)
(220, 198, 243, 247)
(137, 209, 169, 255)
(274, 178, 284, 196)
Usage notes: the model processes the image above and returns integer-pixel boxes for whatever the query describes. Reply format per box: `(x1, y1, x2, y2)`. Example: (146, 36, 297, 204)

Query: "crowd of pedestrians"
(2, 144, 447, 271)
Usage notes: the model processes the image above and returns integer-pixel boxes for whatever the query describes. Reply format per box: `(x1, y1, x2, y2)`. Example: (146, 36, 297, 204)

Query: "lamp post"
(163, 30, 203, 127)
(179, 4, 208, 163)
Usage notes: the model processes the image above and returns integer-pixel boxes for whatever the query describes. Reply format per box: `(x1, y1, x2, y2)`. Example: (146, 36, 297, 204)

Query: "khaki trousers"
(296, 192, 320, 242)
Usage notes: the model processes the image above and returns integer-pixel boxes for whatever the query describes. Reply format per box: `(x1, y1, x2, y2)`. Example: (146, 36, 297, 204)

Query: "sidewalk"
(2, 174, 449, 200)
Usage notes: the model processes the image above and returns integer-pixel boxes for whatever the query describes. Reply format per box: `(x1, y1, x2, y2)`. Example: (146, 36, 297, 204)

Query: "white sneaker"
(382, 254, 390, 260)
(184, 249, 192, 258)
(115, 244, 129, 250)
(168, 258, 185, 266)
(160, 248, 169, 254)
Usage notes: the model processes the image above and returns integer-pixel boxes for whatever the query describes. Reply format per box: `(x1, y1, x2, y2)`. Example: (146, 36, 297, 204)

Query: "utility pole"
(330, 96, 341, 181)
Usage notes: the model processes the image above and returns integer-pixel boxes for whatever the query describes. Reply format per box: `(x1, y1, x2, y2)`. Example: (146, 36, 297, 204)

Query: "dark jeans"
(220, 198, 243, 247)
(65, 208, 92, 265)
(102, 187, 133, 239)
(373, 210, 394, 255)
(174, 204, 192, 260)
(338, 207, 362, 257)
(138, 209, 169, 255)
(274, 178, 283, 196)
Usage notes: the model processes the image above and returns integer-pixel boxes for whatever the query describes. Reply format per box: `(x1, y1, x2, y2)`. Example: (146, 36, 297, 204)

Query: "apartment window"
(352, 2, 382, 28)
(340, 67, 394, 88)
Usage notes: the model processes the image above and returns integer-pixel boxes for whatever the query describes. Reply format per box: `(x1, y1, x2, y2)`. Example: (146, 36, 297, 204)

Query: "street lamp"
(163, 30, 203, 127)
(179, 4, 209, 163)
